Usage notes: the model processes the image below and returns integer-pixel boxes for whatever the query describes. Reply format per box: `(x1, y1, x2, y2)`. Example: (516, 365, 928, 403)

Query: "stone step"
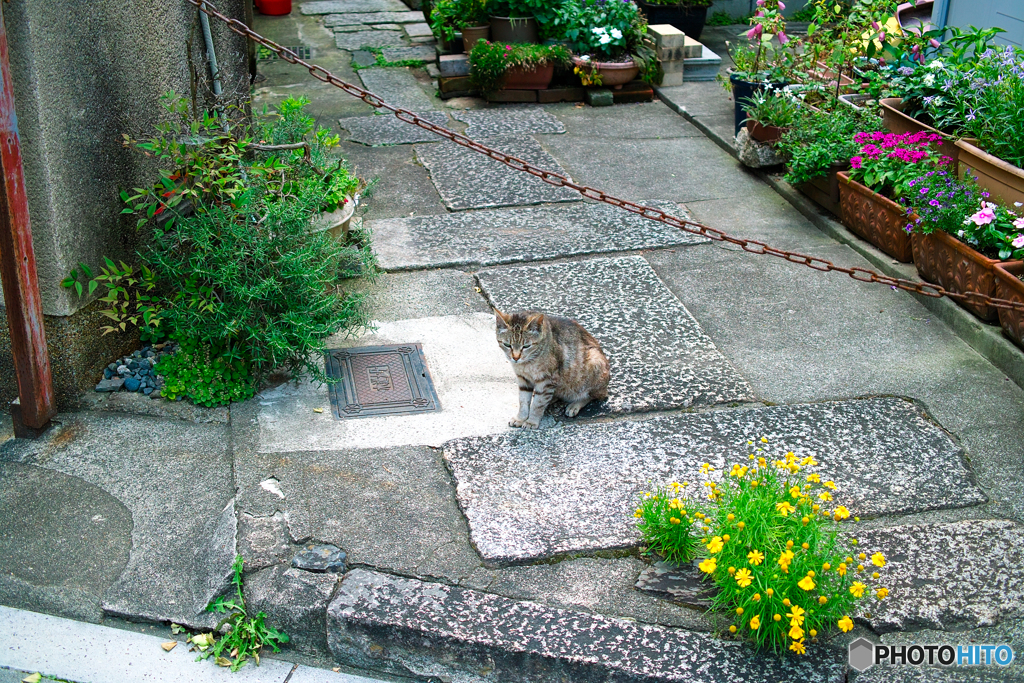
(323, 10, 424, 26)
(451, 106, 566, 137)
(476, 255, 755, 415)
(368, 200, 705, 270)
(415, 135, 580, 211)
(340, 111, 449, 146)
(335, 29, 406, 50)
(327, 568, 846, 683)
(442, 396, 985, 565)
(301, 0, 408, 14)
(357, 67, 436, 111)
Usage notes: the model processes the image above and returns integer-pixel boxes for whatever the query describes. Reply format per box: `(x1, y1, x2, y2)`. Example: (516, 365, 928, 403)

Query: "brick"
(439, 54, 470, 77)
(538, 87, 585, 103)
(647, 24, 686, 49)
(660, 71, 683, 87)
(585, 88, 614, 107)
(612, 81, 654, 104)
(683, 36, 703, 59)
(439, 75, 472, 93)
(486, 89, 538, 102)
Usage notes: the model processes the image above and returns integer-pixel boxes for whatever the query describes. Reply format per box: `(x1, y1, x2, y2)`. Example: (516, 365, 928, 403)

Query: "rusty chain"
(186, 0, 1024, 314)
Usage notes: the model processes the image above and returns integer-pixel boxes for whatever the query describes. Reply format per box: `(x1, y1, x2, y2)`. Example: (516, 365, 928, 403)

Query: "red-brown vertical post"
(0, 4, 55, 433)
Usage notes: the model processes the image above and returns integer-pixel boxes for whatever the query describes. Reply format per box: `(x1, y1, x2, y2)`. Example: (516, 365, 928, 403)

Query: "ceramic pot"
(730, 71, 786, 136)
(503, 62, 555, 89)
(747, 120, 786, 143)
(837, 172, 914, 262)
(994, 261, 1024, 349)
(461, 25, 489, 54)
(635, 2, 708, 40)
(911, 228, 1021, 322)
(489, 16, 538, 44)
(794, 161, 849, 218)
(880, 97, 960, 165)
(955, 139, 1024, 209)
(573, 56, 639, 90)
(312, 196, 358, 243)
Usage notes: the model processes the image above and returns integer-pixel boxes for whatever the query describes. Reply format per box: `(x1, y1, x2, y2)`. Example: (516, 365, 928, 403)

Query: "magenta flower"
(970, 206, 996, 226)
(778, 31, 789, 45)
(1014, 217, 1024, 231)
(929, 38, 940, 48)
(850, 156, 863, 169)
(778, 0, 785, 9)
(747, 24, 763, 40)
(920, 187, 929, 194)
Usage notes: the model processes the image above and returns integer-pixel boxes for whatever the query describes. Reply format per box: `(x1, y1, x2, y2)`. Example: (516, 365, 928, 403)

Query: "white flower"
(923, 73, 935, 86)
(610, 28, 623, 39)
(928, 59, 945, 70)
(579, 54, 591, 61)
(598, 33, 612, 44)
(958, 229, 966, 237)
(592, 27, 607, 35)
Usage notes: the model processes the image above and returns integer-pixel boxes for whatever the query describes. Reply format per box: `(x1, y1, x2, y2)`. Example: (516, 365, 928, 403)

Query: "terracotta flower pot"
(573, 56, 639, 90)
(910, 228, 1021, 322)
(837, 172, 914, 262)
(489, 16, 538, 44)
(794, 161, 849, 218)
(747, 120, 786, 144)
(503, 62, 554, 90)
(462, 25, 489, 54)
(955, 139, 1024, 209)
(880, 97, 960, 165)
(994, 261, 1024, 349)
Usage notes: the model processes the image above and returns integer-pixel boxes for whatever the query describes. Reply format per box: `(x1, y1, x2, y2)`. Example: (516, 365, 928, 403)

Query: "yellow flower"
(726, 513, 735, 521)
(822, 562, 830, 571)
(670, 517, 681, 525)
(833, 506, 850, 520)
(810, 629, 817, 638)
(729, 625, 737, 633)
(798, 575, 816, 591)
(838, 616, 854, 632)
(699, 557, 717, 574)
(778, 549, 794, 571)
(790, 639, 806, 655)
(783, 598, 791, 607)
(761, 437, 768, 443)
(787, 605, 805, 625)
(872, 572, 880, 579)
(801, 542, 809, 550)
(773, 613, 781, 622)
(758, 457, 766, 468)
(818, 595, 828, 605)
(735, 568, 753, 588)
(750, 480, 758, 488)
(776, 501, 795, 516)
(752, 593, 761, 601)
(877, 587, 889, 600)
(849, 581, 866, 598)
(807, 473, 820, 483)
(789, 623, 805, 640)
(634, 509, 643, 518)
(723, 534, 731, 542)
(818, 491, 833, 502)
(800, 456, 817, 467)
(823, 481, 837, 490)
(786, 540, 794, 549)
(747, 549, 764, 566)
(728, 566, 736, 575)
(706, 536, 724, 554)
(789, 486, 802, 499)
(766, 588, 774, 596)
(749, 615, 761, 630)
(837, 563, 847, 576)
(871, 552, 886, 567)
(735, 607, 744, 615)
(737, 521, 746, 530)
(858, 553, 866, 560)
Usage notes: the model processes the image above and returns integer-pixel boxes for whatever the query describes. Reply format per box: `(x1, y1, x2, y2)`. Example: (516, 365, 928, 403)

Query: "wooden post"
(0, 4, 55, 434)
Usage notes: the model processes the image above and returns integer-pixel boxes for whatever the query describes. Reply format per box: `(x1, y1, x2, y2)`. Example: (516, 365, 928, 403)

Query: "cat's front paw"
(522, 419, 541, 429)
(509, 417, 528, 428)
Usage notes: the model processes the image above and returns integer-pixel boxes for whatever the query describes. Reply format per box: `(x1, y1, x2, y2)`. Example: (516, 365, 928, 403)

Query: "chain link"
(187, 0, 1024, 314)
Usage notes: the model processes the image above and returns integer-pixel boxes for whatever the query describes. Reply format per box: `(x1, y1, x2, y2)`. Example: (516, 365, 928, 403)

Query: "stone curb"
(654, 87, 1024, 393)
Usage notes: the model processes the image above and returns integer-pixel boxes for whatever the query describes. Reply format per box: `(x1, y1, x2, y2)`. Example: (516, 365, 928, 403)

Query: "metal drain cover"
(263, 45, 312, 60)
(325, 344, 440, 420)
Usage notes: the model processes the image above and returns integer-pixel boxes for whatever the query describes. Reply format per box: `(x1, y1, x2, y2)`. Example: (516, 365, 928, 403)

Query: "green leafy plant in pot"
(560, 0, 658, 88)
(469, 41, 572, 93)
(430, 0, 491, 52)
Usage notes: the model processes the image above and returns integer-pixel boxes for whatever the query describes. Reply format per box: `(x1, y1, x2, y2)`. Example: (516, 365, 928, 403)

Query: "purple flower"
(982, 192, 990, 198)
(898, 66, 914, 76)
(929, 199, 940, 206)
(920, 187, 930, 194)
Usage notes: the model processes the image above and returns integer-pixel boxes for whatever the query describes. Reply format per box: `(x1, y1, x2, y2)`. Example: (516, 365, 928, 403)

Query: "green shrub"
(635, 482, 701, 564)
(776, 105, 881, 185)
(156, 339, 256, 407)
(469, 41, 572, 94)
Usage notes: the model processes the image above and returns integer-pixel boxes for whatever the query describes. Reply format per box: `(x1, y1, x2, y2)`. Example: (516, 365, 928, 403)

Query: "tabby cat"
(494, 309, 610, 429)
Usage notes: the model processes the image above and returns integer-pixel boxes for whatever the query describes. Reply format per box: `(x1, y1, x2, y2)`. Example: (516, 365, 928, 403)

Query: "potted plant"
(993, 261, 1024, 349)
(469, 41, 571, 93)
(561, 0, 655, 89)
(430, 0, 491, 53)
(487, 0, 563, 44)
(901, 169, 1024, 321)
(776, 105, 877, 217)
(739, 86, 799, 143)
(635, 0, 713, 40)
(838, 130, 948, 262)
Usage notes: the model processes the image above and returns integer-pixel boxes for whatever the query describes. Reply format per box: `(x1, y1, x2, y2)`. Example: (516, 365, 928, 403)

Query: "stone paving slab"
(415, 135, 580, 210)
(452, 106, 566, 137)
(859, 519, 1024, 633)
(302, 0, 408, 14)
(340, 111, 448, 145)
(476, 256, 754, 413)
(324, 10, 423, 25)
(357, 67, 436, 111)
(368, 200, 705, 270)
(404, 22, 433, 38)
(335, 30, 407, 51)
(327, 568, 846, 683)
(381, 45, 436, 62)
(442, 397, 985, 564)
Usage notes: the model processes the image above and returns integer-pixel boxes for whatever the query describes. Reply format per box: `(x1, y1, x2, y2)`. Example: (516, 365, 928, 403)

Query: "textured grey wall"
(2, 0, 251, 317)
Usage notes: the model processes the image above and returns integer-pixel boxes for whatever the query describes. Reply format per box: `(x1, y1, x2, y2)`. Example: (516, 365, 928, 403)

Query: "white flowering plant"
(559, 0, 646, 61)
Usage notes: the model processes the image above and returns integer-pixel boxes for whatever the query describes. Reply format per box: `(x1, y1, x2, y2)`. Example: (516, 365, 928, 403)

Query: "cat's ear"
(526, 313, 545, 331)
(494, 308, 510, 329)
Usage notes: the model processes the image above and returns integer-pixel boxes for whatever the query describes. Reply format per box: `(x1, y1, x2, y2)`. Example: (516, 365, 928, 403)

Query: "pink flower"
(747, 24, 763, 39)
(778, 31, 789, 45)
(970, 206, 997, 226)
(929, 38, 941, 48)
(756, 0, 765, 5)
(871, 20, 881, 30)
(1013, 233, 1024, 248)
(1014, 217, 1024, 230)
(850, 156, 863, 169)
(778, 0, 785, 8)
(506, 45, 512, 49)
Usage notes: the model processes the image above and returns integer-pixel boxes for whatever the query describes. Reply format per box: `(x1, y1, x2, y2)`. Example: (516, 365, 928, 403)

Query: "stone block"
(358, 67, 437, 111)
(439, 89, 474, 100)
(439, 75, 472, 94)
(404, 22, 434, 38)
(439, 53, 470, 77)
(657, 46, 687, 61)
(662, 59, 685, 73)
(323, 11, 424, 26)
(647, 24, 686, 48)
(246, 564, 339, 656)
(538, 86, 585, 103)
(381, 45, 435, 62)
(612, 81, 654, 104)
(351, 49, 377, 67)
(371, 23, 402, 30)
(340, 111, 449, 146)
(486, 89, 537, 103)
(335, 29, 406, 50)
(683, 35, 703, 58)
(660, 70, 684, 87)
(586, 88, 614, 107)
(736, 126, 784, 168)
(451, 106, 565, 136)
(301, 0, 408, 13)
(684, 44, 723, 82)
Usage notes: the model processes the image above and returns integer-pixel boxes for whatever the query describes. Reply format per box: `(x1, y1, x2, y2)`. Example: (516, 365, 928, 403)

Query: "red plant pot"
(256, 0, 292, 15)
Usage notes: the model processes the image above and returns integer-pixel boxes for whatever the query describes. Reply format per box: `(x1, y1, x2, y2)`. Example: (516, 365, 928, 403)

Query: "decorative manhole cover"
(263, 45, 312, 60)
(325, 344, 440, 420)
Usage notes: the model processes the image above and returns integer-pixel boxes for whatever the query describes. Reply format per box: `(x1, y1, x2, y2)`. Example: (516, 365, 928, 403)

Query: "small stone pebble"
(291, 544, 347, 573)
(94, 343, 179, 397)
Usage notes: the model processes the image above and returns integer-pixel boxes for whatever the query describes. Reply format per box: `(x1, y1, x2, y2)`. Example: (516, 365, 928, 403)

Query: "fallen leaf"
(170, 623, 184, 634)
(161, 641, 177, 652)
(313, 408, 323, 413)
(215, 656, 233, 667)
(22, 674, 41, 683)
(333, 668, 341, 673)
(231, 647, 239, 657)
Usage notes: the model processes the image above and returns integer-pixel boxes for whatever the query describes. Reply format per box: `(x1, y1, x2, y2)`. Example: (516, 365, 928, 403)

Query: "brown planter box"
(837, 172, 914, 263)
(910, 229, 1020, 322)
(955, 139, 1024, 209)
(994, 261, 1024, 349)
(795, 162, 848, 218)
(880, 97, 960, 165)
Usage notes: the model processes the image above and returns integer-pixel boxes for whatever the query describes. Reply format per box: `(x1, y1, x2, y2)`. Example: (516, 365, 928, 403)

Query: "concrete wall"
(936, 0, 1024, 47)
(0, 0, 251, 408)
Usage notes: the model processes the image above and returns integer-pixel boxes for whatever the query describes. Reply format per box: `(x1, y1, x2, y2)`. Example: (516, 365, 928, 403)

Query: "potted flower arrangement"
(561, 0, 654, 89)
(635, 0, 714, 40)
(901, 170, 1024, 321)
(739, 86, 800, 143)
(429, 0, 492, 53)
(994, 261, 1024, 350)
(838, 130, 947, 262)
(469, 40, 572, 93)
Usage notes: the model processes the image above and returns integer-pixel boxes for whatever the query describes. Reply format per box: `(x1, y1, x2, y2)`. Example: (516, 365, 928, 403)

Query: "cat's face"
(495, 310, 545, 364)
